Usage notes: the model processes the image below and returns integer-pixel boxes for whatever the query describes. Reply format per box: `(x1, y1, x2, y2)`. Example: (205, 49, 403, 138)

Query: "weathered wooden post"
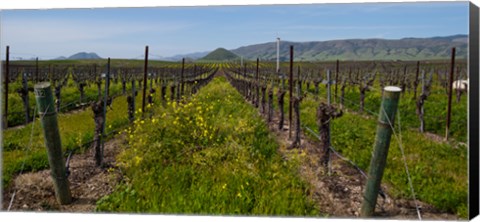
(132, 78, 136, 113)
(3, 46, 9, 129)
(181, 58, 185, 98)
(445, 47, 455, 140)
(142, 46, 149, 113)
(335, 59, 339, 103)
(34, 57, 39, 83)
(100, 58, 111, 165)
(34, 82, 72, 205)
(278, 87, 286, 130)
(361, 86, 401, 217)
(289, 45, 294, 138)
(255, 58, 260, 108)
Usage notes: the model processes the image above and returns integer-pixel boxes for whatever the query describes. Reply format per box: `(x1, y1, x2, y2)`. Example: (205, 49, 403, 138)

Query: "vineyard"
(1, 46, 468, 219)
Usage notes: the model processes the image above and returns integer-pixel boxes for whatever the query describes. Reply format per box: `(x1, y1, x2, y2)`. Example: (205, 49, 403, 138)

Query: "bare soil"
(2, 135, 123, 212)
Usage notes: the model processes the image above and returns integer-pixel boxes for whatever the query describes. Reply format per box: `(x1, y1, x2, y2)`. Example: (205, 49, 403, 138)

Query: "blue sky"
(0, 2, 469, 60)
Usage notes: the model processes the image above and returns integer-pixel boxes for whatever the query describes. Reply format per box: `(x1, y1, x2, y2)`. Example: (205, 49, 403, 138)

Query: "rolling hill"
(230, 35, 468, 61)
(54, 52, 102, 60)
(68, 52, 102, 60)
(197, 48, 240, 61)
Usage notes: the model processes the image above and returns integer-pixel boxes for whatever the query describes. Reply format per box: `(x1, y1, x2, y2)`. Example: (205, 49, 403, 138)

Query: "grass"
(298, 89, 468, 218)
(96, 76, 318, 216)
(1, 80, 150, 188)
(2, 60, 468, 218)
(5, 76, 125, 127)
(223, 67, 467, 218)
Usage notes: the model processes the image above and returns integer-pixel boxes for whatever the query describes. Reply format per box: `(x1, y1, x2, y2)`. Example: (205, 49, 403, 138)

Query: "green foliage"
(96, 77, 317, 216)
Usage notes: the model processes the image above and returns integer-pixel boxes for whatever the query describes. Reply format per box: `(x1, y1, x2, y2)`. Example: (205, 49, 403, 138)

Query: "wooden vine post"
(277, 86, 286, 130)
(445, 47, 455, 140)
(335, 59, 339, 103)
(34, 82, 72, 205)
(181, 57, 185, 98)
(289, 45, 294, 138)
(361, 86, 401, 217)
(255, 58, 260, 108)
(35, 57, 39, 83)
(3, 46, 9, 129)
(142, 46, 149, 113)
(101, 58, 111, 164)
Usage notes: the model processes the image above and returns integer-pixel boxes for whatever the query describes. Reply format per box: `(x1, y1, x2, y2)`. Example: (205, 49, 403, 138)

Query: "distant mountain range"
(49, 34, 468, 62)
(230, 34, 468, 61)
(168, 34, 467, 62)
(54, 52, 102, 60)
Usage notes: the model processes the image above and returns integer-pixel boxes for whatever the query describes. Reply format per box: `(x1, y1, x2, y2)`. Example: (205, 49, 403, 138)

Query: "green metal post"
(360, 86, 401, 217)
(34, 82, 72, 205)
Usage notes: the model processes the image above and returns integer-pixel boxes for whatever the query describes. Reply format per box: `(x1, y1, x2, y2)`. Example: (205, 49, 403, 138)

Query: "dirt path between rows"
(258, 104, 459, 220)
(2, 136, 123, 212)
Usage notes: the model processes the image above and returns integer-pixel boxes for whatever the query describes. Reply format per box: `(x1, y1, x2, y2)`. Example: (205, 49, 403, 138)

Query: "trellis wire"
(301, 124, 387, 205)
(381, 104, 422, 220)
(7, 105, 38, 211)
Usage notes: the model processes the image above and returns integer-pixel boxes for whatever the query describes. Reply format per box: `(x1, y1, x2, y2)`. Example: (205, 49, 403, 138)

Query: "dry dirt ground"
(2, 136, 123, 212)
(259, 104, 459, 220)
